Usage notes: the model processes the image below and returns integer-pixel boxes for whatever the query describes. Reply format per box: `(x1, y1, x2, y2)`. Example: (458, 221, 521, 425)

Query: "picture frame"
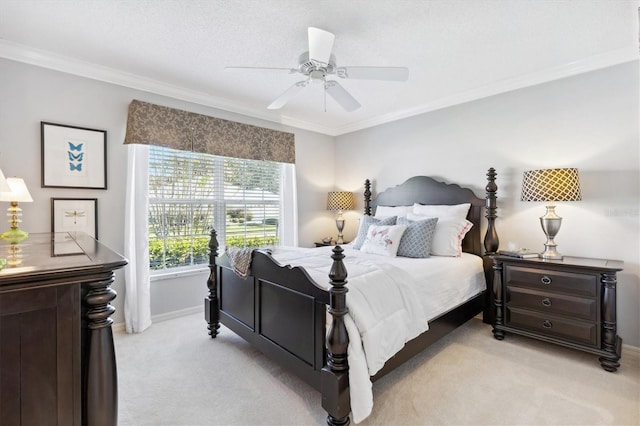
(41, 122, 107, 189)
(51, 198, 98, 239)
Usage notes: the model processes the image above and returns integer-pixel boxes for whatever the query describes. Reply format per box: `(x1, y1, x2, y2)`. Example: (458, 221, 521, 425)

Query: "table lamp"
(0, 176, 34, 243)
(327, 191, 354, 244)
(521, 168, 582, 260)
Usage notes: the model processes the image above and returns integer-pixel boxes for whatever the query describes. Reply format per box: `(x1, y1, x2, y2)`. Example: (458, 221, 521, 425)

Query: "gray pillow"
(396, 216, 439, 258)
(353, 215, 397, 249)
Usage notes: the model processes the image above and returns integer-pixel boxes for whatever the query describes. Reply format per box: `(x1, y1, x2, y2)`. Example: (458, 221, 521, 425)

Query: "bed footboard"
(205, 231, 351, 425)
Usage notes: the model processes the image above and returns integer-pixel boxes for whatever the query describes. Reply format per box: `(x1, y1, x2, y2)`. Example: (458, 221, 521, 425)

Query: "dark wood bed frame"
(204, 168, 499, 425)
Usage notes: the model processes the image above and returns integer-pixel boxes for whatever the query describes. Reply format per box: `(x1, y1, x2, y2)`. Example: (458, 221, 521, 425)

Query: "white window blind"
(148, 146, 282, 271)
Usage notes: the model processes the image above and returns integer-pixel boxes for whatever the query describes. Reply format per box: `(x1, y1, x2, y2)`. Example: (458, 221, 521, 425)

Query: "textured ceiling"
(0, 0, 638, 135)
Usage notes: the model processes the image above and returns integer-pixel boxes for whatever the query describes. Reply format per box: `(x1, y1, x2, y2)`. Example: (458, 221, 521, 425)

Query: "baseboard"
(622, 343, 640, 358)
(152, 305, 204, 323)
(112, 305, 204, 333)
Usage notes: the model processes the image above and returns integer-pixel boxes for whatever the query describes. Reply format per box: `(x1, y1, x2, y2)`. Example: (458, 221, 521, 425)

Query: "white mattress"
(269, 245, 486, 423)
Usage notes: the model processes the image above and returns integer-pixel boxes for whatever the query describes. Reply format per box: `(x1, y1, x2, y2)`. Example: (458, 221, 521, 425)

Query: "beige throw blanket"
(225, 246, 254, 278)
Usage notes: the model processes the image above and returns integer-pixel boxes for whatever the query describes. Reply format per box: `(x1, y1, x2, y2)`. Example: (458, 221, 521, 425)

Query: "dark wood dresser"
(0, 232, 126, 425)
(492, 255, 624, 371)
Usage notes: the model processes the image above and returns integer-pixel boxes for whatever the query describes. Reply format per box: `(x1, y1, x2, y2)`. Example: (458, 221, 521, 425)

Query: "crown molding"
(0, 39, 336, 135)
(333, 47, 640, 136)
(1, 40, 637, 138)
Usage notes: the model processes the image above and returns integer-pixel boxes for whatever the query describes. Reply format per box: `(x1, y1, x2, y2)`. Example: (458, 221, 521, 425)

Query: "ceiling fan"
(225, 27, 409, 112)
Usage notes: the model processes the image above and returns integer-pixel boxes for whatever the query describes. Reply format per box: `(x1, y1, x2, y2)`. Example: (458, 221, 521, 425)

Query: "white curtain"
(279, 163, 298, 246)
(123, 144, 152, 333)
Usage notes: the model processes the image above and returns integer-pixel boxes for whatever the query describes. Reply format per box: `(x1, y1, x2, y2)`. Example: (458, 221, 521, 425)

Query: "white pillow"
(360, 224, 407, 257)
(412, 203, 471, 221)
(407, 213, 473, 257)
(374, 205, 411, 218)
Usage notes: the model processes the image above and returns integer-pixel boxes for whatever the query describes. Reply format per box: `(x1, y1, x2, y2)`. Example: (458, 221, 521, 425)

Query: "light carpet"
(115, 313, 639, 425)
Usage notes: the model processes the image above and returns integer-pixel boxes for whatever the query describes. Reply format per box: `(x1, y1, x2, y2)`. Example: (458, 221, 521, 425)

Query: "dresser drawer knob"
(540, 275, 552, 285)
(541, 298, 552, 307)
(542, 320, 553, 329)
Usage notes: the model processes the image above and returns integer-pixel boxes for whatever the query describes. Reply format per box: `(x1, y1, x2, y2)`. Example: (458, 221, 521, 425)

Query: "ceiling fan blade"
(325, 81, 361, 112)
(267, 81, 308, 110)
(225, 66, 297, 74)
(308, 27, 335, 65)
(337, 66, 409, 81)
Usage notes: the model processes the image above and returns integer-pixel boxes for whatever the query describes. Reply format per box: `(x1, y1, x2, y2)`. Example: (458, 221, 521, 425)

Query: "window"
(148, 146, 282, 271)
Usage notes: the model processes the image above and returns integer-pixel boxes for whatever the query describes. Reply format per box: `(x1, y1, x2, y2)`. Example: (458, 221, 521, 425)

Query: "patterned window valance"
(123, 99, 295, 164)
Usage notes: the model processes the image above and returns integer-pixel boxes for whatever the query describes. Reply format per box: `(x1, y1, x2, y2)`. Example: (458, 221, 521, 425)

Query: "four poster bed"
(204, 168, 499, 425)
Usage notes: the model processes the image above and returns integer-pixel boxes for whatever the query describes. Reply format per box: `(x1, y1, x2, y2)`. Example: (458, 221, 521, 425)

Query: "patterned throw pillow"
(408, 213, 473, 256)
(353, 215, 397, 249)
(360, 224, 408, 257)
(396, 216, 439, 258)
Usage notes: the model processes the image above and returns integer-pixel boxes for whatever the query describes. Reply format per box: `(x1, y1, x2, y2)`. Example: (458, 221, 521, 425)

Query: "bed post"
(364, 179, 372, 216)
(484, 167, 499, 254)
(321, 245, 351, 426)
(204, 229, 220, 338)
(483, 168, 499, 324)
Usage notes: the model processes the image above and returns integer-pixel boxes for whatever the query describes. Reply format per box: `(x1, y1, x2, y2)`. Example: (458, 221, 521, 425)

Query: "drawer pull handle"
(541, 298, 552, 307)
(542, 320, 553, 329)
(540, 275, 552, 285)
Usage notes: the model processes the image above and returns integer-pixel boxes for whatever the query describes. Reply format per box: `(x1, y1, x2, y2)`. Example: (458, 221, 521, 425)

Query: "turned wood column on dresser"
(0, 232, 126, 426)
(492, 255, 624, 372)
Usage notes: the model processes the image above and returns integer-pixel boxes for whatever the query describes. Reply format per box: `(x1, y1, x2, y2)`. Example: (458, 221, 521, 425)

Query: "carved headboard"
(363, 174, 495, 257)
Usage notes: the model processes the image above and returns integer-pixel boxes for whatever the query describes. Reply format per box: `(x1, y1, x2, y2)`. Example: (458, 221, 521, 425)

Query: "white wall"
(336, 61, 640, 347)
(0, 58, 336, 325)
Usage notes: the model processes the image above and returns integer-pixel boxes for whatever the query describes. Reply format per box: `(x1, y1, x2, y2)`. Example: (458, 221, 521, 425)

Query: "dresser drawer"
(506, 286, 597, 321)
(505, 265, 597, 297)
(506, 307, 598, 347)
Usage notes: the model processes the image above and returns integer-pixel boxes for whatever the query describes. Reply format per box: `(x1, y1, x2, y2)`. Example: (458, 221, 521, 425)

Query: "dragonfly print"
(64, 209, 86, 225)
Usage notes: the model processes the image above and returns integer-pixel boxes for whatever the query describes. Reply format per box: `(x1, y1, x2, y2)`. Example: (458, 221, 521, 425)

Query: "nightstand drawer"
(506, 307, 598, 347)
(506, 286, 597, 321)
(505, 265, 597, 297)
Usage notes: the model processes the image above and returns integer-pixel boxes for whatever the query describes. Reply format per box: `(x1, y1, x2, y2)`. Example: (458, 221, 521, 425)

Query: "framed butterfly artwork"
(41, 122, 107, 189)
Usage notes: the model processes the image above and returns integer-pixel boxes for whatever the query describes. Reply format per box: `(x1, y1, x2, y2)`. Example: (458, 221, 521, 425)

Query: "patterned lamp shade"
(327, 191, 355, 211)
(521, 168, 582, 202)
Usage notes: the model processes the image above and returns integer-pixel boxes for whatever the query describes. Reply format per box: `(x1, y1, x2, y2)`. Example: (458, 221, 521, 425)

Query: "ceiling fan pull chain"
(324, 84, 327, 112)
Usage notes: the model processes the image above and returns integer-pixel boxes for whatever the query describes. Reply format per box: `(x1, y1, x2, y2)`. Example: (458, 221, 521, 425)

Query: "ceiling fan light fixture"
(226, 27, 408, 112)
(309, 70, 325, 84)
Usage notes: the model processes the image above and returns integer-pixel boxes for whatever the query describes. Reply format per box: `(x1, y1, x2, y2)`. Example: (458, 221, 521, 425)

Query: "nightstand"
(492, 255, 624, 372)
(314, 241, 349, 247)
(314, 241, 333, 247)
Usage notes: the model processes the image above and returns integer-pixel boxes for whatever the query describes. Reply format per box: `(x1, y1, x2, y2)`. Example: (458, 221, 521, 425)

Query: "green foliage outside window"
(149, 234, 279, 270)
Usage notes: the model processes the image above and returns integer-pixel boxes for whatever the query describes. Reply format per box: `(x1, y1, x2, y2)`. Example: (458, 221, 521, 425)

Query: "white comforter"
(269, 245, 486, 423)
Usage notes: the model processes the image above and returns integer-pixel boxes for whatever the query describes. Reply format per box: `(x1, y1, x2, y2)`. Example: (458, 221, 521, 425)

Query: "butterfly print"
(68, 142, 83, 151)
(68, 152, 84, 161)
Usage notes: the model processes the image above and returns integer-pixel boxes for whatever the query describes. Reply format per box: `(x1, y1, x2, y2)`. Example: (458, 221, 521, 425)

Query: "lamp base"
(540, 245, 563, 260)
(1, 228, 28, 244)
(539, 205, 563, 260)
(335, 214, 345, 245)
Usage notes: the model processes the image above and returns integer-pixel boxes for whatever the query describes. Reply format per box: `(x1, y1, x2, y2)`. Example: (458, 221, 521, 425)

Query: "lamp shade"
(521, 168, 582, 202)
(327, 191, 354, 211)
(0, 169, 10, 193)
(0, 178, 34, 203)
